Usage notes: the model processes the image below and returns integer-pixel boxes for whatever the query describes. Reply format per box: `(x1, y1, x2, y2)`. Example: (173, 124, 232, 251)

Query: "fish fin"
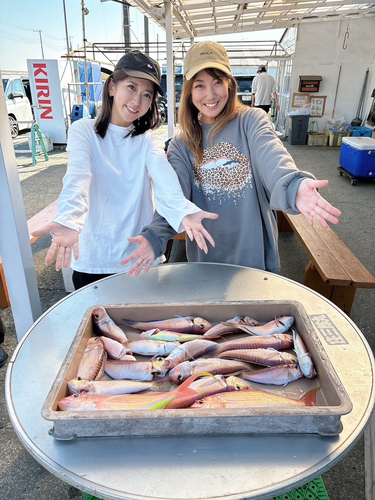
(151, 380, 174, 392)
(122, 319, 137, 325)
(299, 386, 320, 406)
(149, 395, 175, 410)
(177, 372, 224, 392)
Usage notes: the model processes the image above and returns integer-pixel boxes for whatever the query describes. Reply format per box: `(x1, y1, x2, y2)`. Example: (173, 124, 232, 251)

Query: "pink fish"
(122, 316, 212, 333)
(92, 306, 128, 344)
(292, 329, 317, 379)
(151, 339, 218, 377)
(58, 372, 219, 411)
(77, 336, 106, 381)
(169, 358, 251, 384)
(218, 348, 297, 366)
(212, 334, 293, 356)
(223, 316, 294, 336)
(190, 387, 318, 409)
(240, 364, 303, 386)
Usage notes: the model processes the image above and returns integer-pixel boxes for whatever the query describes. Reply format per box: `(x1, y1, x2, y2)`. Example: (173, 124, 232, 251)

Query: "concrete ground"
(0, 126, 374, 500)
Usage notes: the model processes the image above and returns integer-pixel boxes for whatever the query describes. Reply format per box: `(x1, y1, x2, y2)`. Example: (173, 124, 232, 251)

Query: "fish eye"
(157, 357, 164, 362)
(199, 323, 205, 330)
(198, 400, 204, 404)
(293, 364, 299, 370)
(77, 377, 83, 381)
(177, 374, 183, 381)
(94, 314, 100, 320)
(235, 384, 242, 391)
(73, 394, 80, 398)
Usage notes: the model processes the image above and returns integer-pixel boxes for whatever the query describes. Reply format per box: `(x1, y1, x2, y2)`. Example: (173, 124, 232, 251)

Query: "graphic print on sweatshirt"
(193, 142, 252, 203)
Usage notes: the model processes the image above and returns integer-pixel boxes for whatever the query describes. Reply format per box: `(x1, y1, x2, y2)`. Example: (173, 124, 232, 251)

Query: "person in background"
(0, 317, 8, 368)
(33, 50, 218, 289)
(122, 41, 341, 277)
(251, 65, 280, 114)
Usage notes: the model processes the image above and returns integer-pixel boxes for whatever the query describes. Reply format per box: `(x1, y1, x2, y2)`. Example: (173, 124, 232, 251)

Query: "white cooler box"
(27, 133, 54, 153)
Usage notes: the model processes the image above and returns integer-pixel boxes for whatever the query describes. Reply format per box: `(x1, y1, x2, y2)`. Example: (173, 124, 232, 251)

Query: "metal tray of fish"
(42, 300, 352, 440)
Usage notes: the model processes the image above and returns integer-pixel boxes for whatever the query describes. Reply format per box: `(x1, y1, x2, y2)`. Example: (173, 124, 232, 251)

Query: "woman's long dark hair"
(95, 69, 160, 138)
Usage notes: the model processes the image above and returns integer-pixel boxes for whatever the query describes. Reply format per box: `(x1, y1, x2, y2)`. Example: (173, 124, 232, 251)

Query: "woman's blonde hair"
(178, 68, 247, 163)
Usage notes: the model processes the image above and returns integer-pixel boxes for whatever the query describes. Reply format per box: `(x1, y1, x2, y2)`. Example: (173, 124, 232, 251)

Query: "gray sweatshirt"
(142, 107, 314, 273)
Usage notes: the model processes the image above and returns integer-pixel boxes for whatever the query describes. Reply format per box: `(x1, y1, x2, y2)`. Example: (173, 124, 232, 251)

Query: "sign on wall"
(310, 96, 327, 117)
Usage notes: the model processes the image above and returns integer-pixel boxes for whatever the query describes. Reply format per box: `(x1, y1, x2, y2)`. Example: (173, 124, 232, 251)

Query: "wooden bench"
(277, 211, 375, 315)
(0, 200, 58, 308)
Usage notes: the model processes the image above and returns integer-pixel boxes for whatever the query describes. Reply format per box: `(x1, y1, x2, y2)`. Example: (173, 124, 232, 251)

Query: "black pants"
(0, 317, 4, 344)
(72, 271, 114, 291)
(256, 104, 271, 113)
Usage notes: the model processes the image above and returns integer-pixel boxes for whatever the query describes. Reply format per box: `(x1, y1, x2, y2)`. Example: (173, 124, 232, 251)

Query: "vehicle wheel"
(339, 171, 343, 176)
(9, 116, 19, 139)
(351, 180, 357, 186)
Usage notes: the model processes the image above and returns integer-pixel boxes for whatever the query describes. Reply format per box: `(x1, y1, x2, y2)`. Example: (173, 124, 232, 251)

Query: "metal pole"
(165, 0, 175, 138)
(62, 0, 71, 57)
(144, 16, 149, 55)
(123, 3, 131, 50)
(81, 0, 90, 116)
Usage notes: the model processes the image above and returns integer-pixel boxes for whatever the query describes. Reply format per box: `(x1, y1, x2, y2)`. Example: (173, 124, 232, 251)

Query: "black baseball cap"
(114, 50, 164, 96)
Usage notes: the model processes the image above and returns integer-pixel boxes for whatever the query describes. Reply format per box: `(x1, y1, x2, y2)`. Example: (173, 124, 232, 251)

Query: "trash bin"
(288, 115, 310, 145)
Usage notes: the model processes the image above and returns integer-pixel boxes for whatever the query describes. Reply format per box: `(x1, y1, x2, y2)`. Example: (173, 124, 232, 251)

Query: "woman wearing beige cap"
(33, 50, 218, 289)
(123, 42, 341, 275)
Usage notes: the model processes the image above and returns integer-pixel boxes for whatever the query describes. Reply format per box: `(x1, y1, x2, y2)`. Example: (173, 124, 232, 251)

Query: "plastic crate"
(269, 476, 330, 500)
(349, 126, 373, 138)
(307, 133, 328, 146)
(328, 130, 351, 147)
(82, 478, 330, 500)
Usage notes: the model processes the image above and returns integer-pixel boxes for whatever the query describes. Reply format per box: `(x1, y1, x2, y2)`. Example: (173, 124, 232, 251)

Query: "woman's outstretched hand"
(31, 222, 79, 271)
(120, 236, 156, 276)
(296, 179, 341, 228)
(181, 211, 219, 254)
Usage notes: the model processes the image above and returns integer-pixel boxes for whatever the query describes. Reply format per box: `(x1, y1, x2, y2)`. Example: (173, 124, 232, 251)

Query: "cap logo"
(200, 51, 213, 57)
(147, 64, 153, 69)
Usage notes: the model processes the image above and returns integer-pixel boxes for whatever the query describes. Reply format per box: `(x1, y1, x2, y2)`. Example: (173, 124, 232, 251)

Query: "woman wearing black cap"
(33, 50, 218, 289)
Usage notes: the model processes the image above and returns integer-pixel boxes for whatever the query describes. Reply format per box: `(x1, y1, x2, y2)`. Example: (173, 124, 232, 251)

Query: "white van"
(2, 75, 34, 138)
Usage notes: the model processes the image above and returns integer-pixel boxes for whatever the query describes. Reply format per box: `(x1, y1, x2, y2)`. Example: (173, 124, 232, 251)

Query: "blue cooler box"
(340, 137, 375, 178)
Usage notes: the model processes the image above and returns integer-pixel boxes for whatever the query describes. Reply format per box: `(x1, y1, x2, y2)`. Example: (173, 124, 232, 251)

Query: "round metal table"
(5, 263, 375, 500)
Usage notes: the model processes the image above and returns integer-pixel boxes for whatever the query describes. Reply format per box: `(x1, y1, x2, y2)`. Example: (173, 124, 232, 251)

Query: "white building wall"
(290, 19, 375, 132)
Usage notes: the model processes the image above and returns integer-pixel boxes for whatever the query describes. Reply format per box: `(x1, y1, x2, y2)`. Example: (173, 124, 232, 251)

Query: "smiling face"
(191, 70, 229, 124)
(109, 77, 155, 127)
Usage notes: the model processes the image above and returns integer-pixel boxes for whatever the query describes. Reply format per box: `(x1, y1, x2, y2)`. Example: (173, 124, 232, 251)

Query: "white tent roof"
(127, 0, 375, 39)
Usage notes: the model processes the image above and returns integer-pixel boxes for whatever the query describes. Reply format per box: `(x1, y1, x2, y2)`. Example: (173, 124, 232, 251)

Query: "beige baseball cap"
(184, 41, 232, 81)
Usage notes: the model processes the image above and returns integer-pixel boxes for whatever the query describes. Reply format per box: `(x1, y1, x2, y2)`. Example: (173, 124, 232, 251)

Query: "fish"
(165, 374, 249, 409)
(125, 339, 180, 356)
(68, 377, 173, 395)
(169, 358, 251, 384)
(240, 364, 304, 386)
(122, 316, 212, 333)
(292, 329, 317, 379)
(212, 334, 294, 356)
(77, 336, 106, 381)
(140, 329, 203, 343)
(222, 316, 294, 336)
(104, 359, 158, 381)
(218, 348, 298, 366)
(190, 387, 318, 409)
(151, 339, 218, 377)
(92, 306, 129, 344)
(202, 316, 260, 339)
(58, 372, 216, 411)
(100, 336, 134, 360)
